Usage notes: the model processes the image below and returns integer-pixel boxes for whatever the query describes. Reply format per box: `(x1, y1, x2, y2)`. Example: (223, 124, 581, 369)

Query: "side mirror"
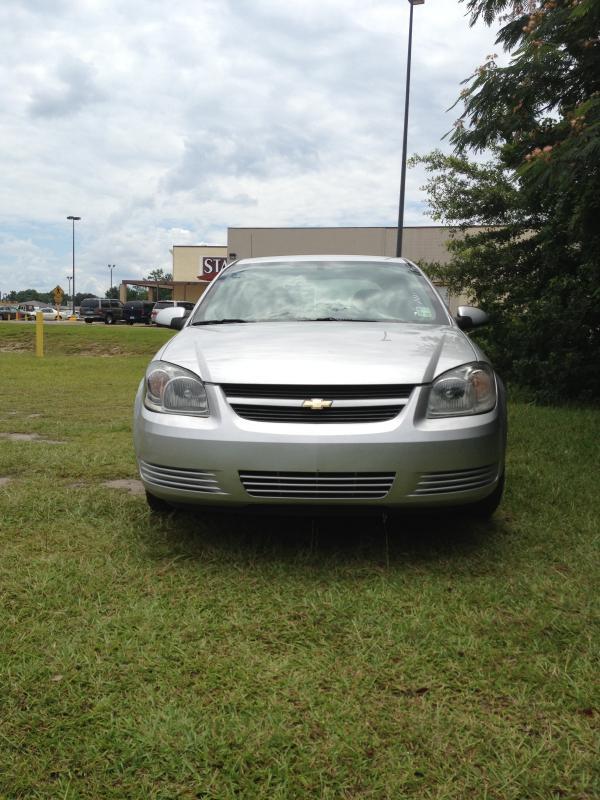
(455, 306, 489, 330)
(170, 316, 187, 330)
(155, 307, 185, 327)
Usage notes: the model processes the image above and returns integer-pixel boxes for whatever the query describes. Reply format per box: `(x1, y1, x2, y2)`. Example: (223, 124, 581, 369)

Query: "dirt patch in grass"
(63, 342, 131, 357)
(103, 479, 145, 496)
(0, 433, 64, 444)
(0, 477, 12, 486)
(0, 333, 110, 356)
(0, 341, 30, 353)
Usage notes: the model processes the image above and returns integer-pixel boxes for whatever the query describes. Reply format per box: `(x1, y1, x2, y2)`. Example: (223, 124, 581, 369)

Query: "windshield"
(190, 260, 447, 325)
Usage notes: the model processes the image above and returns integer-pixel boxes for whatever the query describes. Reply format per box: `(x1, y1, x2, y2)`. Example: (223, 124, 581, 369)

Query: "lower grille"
(231, 404, 402, 424)
(410, 465, 496, 496)
(139, 461, 225, 494)
(239, 471, 395, 500)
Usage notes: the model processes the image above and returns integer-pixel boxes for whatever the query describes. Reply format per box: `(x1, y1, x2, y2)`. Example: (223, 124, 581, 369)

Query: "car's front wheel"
(104, 314, 114, 325)
(145, 491, 173, 513)
(466, 472, 505, 519)
(84, 319, 93, 324)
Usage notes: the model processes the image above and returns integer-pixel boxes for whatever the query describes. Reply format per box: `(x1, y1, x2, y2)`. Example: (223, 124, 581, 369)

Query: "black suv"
(79, 298, 124, 325)
(122, 300, 154, 325)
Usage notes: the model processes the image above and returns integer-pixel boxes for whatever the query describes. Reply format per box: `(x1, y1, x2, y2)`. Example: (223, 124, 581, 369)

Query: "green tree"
(14, 289, 42, 302)
(74, 292, 97, 305)
(105, 285, 148, 301)
(145, 268, 173, 301)
(415, 0, 600, 401)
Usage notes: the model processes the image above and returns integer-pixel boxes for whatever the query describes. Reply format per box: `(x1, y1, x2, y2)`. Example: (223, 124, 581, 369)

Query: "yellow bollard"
(35, 311, 44, 357)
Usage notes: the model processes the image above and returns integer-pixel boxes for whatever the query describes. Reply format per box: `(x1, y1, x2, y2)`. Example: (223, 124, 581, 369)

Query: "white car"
(150, 301, 195, 324)
(26, 307, 59, 321)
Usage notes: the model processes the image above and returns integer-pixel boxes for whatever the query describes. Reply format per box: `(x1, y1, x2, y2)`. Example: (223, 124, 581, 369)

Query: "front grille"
(139, 461, 225, 494)
(240, 471, 395, 500)
(230, 404, 402, 424)
(221, 383, 414, 400)
(410, 465, 497, 496)
(222, 383, 414, 425)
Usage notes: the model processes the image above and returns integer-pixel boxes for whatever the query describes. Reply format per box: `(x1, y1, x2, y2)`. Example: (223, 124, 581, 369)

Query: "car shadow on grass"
(139, 506, 513, 571)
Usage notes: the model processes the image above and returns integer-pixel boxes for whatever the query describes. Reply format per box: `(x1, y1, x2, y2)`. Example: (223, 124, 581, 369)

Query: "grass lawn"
(0, 321, 598, 799)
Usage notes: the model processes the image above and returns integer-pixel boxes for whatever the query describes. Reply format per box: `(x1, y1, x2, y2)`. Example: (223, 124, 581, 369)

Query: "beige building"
(170, 244, 227, 301)
(227, 226, 479, 265)
(227, 226, 474, 312)
(119, 245, 227, 302)
(136, 226, 472, 310)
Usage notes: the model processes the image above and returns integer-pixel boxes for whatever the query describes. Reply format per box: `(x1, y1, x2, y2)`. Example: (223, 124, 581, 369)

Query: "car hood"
(158, 321, 480, 385)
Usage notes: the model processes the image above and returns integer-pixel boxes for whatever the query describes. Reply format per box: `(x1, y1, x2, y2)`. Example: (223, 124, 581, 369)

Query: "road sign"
(53, 285, 64, 306)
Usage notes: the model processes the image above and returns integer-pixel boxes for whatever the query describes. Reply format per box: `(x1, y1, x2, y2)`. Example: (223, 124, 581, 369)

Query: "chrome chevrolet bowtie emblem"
(302, 398, 333, 411)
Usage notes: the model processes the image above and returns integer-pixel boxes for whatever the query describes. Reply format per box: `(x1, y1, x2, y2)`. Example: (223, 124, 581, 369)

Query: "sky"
(0, 0, 502, 298)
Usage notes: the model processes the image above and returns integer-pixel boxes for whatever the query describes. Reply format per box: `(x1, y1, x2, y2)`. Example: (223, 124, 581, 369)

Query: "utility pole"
(66, 216, 81, 313)
(396, 0, 424, 258)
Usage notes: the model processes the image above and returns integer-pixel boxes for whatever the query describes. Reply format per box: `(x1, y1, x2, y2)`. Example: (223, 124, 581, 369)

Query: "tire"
(127, 320, 135, 325)
(85, 319, 93, 324)
(145, 491, 173, 513)
(105, 314, 114, 325)
(466, 472, 505, 519)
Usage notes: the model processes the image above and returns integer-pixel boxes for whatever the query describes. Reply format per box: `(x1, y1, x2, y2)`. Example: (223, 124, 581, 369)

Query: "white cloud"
(0, 0, 501, 295)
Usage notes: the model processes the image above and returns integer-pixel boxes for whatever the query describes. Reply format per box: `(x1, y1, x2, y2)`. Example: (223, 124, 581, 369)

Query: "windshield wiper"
(191, 318, 253, 325)
(303, 317, 392, 322)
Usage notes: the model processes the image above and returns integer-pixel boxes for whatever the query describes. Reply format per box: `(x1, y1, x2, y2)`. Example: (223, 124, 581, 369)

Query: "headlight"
(427, 362, 496, 417)
(144, 361, 209, 416)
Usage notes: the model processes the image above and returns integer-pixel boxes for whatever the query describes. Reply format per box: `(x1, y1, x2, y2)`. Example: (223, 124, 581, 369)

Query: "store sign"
(199, 257, 227, 281)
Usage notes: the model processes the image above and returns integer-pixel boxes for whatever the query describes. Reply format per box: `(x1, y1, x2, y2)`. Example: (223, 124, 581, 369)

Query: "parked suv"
(79, 298, 124, 324)
(122, 300, 154, 325)
(150, 300, 194, 324)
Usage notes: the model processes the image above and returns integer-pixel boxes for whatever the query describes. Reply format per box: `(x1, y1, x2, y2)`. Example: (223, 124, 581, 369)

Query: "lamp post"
(396, 0, 424, 258)
(66, 275, 72, 305)
(108, 264, 115, 296)
(66, 216, 81, 314)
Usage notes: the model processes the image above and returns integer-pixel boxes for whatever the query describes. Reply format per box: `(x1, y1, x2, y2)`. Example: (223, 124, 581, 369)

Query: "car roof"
(234, 255, 411, 265)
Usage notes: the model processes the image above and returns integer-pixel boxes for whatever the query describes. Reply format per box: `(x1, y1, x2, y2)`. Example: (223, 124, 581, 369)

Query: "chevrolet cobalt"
(133, 256, 506, 516)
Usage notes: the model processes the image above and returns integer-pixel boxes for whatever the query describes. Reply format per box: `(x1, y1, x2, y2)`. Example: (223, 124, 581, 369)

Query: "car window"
(191, 261, 447, 325)
(110, 300, 121, 308)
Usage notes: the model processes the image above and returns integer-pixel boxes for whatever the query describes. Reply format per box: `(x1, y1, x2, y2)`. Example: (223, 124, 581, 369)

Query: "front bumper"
(133, 382, 506, 509)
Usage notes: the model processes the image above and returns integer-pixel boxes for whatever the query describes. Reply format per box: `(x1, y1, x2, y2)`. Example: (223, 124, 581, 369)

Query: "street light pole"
(108, 264, 115, 295)
(66, 216, 81, 314)
(66, 275, 72, 304)
(396, 0, 424, 258)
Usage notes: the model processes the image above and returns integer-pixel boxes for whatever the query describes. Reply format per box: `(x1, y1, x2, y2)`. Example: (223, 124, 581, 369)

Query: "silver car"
(133, 256, 506, 516)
